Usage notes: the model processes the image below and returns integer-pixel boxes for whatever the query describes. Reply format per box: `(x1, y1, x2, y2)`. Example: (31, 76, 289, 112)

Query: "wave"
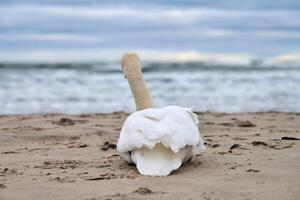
(1, 60, 299, 73)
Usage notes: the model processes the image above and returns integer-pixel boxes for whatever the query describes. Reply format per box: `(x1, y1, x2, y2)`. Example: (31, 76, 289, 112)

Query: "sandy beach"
(0, 112, 299, 200)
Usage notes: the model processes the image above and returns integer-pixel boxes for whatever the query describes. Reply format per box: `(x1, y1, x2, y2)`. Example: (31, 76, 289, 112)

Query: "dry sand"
(0, 112, 299, 200)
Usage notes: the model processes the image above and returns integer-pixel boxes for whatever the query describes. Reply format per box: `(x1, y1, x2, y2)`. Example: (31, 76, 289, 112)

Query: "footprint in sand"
(229, 144, 249, 151)
(52, 118, 76, 126)
(232, 137, 248, 141)
(204, 121, 215, 125)
(85, 172, 137, 181)
(86, 187, 164, 200)
(50, 176, 76, 183)
(251, 141, 295, 150)
(67, 143, 88, 148)
(1, 150, 18, 154)
(34, 160, 83, 169)
(237, 121, 256, 127)
(3, 126, 45, 131)
(218, 120, 256, 128)
(0, 168, 22, 176)
(52, 118, 88, 126)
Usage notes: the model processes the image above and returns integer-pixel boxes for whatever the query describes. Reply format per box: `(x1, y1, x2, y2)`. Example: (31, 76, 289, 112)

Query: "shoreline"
(1, 112, 299, 200)
(1, 110, 299, 116)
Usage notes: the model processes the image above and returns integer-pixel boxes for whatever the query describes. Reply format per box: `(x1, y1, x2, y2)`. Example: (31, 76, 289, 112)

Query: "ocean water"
(1, 62, 299, 114)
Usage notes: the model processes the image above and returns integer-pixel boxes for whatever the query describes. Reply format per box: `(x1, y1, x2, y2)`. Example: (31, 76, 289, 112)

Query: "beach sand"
(0, 112, 299, 200)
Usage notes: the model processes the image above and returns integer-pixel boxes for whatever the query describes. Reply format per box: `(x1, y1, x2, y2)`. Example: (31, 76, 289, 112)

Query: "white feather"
(117, 105, 205, 176)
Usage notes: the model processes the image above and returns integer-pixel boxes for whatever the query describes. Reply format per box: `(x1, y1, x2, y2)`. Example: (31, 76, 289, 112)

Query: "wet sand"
(0, 112, 299, 200)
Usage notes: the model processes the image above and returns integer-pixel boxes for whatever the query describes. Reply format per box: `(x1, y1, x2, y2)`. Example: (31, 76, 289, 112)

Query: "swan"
(117, 52, 205, 176)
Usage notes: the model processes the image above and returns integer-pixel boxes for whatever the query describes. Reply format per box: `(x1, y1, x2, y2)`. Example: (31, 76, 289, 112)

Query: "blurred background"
(0, 0, 300, 114)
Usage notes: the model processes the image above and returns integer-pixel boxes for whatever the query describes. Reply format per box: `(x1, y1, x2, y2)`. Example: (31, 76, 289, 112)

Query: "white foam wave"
(1, 49, 300, 68)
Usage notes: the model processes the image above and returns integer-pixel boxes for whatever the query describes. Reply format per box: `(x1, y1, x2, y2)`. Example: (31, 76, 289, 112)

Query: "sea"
(1, 0, 300, 114)
(1, 62, 299, 114)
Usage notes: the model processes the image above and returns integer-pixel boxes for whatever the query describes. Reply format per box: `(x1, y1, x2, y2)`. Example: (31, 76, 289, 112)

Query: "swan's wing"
(140, 107, 167, 120)
(117, 109, 166, 152)
(158, 106, 201, 152)
(117, 106, 204, 154)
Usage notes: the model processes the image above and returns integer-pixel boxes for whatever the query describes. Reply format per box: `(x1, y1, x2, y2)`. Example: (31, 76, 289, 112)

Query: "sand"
(0, 112, 299, 200)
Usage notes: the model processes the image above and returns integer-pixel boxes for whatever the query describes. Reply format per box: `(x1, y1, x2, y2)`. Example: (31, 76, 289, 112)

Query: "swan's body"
(117, 52, 205, 176)
(117, 106, 205, 176)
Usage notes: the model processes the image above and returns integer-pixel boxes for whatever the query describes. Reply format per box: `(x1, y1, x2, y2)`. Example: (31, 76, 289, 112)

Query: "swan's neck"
(127, 69, 153, 111)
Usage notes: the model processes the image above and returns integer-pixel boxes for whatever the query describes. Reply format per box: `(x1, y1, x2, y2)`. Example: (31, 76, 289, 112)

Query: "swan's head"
(121, 51, 141, 79)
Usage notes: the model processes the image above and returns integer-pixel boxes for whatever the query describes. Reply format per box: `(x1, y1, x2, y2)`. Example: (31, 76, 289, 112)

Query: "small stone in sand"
(53, 118, 75, 126)
(246, 169, 260, 172)
(134, 187, 153, 195)
(101, 141, 117, 151)
(1, 151, 16, 154)
(281, 136, 300, 140)
(78, 144, 88, 148)
(211, 144, 220, 148)
(218, 122, 235, 127)
(230, 144, 241, 150)
(237, 121, 256, 127)
(252, 141, 268, 146)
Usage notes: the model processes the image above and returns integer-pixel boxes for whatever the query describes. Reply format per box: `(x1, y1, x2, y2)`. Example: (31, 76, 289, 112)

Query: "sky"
(0, 0, 300, 63)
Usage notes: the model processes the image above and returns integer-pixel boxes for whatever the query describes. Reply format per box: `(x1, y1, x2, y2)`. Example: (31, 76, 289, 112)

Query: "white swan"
(117, 52, 205, 176)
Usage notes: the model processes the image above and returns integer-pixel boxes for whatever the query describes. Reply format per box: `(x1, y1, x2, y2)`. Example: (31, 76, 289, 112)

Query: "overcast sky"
(0, 0, 300, 62)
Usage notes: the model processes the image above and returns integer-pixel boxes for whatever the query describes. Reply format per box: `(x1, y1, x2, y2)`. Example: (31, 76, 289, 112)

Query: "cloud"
(0, 3, 300, 59)
(272, 52, 300, 62)
(1, 5, 300, 29)
(0, 48, 254, 65)
(0, 33, 99, 42)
